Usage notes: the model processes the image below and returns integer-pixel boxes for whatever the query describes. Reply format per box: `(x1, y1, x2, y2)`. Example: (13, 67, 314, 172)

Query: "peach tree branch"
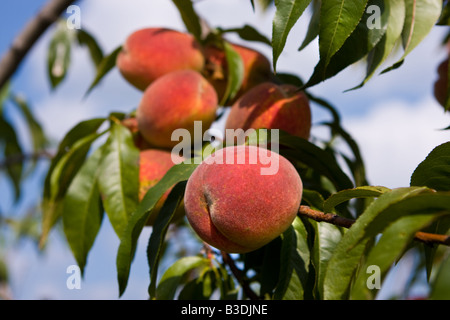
(0, 0, 77, 90)
(298, 205, 450, 247)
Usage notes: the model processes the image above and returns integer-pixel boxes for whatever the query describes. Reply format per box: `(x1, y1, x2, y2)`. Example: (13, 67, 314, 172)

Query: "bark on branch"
(298, 205, 450, 247)
(0, 0, 77, 90)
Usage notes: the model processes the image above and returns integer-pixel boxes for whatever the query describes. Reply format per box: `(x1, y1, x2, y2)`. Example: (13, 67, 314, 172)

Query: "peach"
(139, 149, 185, 225)
(203, 43, 273, 104)
(184, 145, 303, 253)
(136, 70, 218, 149)
(117, 28, 205, 90)
(434, 57, 448, 108)
(224, 82, 311, 142)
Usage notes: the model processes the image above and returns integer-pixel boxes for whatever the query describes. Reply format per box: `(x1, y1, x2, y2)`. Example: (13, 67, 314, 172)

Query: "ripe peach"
(184, 145, 303, 253)
(136, 70, 218, 149)
(203, 43, 273, 104)
(224, 82, 311, 142)
(139, 149, 185, 225)
(117, 28, 205, 90)
(434, 57, 448, 108)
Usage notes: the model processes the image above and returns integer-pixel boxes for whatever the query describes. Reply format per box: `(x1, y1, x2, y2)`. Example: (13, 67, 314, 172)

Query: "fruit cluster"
(117, 27, 311, 253)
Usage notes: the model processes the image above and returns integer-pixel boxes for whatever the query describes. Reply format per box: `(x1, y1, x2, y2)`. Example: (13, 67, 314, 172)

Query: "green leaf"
(430, 253, 450, 299)
(306, 0, 386, 88)
(0, 115, 23, 202)
(221, 41, 245, 105)
(352, 0, 405, 89)
(259, 237, 282, 297)
(98, 122, 139, 238)
(351, 210, 447, 300)
(318, 0, 368, 69)
(323, 187, 429, 300)
(221, 25, 271, 46)
(116, 163, 197, 297)
(382, 0, 442, 74)
(272, 0, 312, 71)
(156, 256, 210, 300)
(10, 94, 48, 152)
(63, 146, 105, 275)
(147, 181, 187, 298)
(411, 142, 450, 191)
(323, 186, 391, 214)
(311, 221, 343, 299)
(40, 118, 106, 248)
(48, 21, 73, 89)
(274, 217, 310, 299)
(437, 0, 450, 25)
(171, 0, 203, 42)
(322, 121, 369, 187)
(278, 131, 354, 191)
(76, 28, 104, 67)
(85, 46, 121, 97)
(298, 0, 321, 51)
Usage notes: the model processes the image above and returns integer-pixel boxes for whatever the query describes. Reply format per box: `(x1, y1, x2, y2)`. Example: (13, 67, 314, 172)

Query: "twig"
(298, 205, 450, 247)
(220, 251, 260, 300)
(0, 0, 77, 90)
(0, 150, 54, 169)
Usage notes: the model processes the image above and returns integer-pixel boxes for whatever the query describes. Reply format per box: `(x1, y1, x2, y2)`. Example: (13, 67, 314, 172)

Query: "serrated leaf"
(437, 0, 450, 25)
(40, 118, 106, 248)
(85, 46, 121, 97)
(0, 115, 23, 202)
(274, 217, 310, 299)
(306, 0, 386, 88)
(298, 0, 321, 51)
(430, 253, 450, 299)
(10, 94, 48, 152)
(172, 0, 203, 42)
(221, 25, 271, 46)
(63, 146, 105, 276)
(272, 0, 312, 71)
(76, 28, 104, 67)
(278, 131, 354, 191)
(311, 221, 343, 299)
(48, 22, 73, 89)
(324, 186, 391, 214)
(156, 256, 210, 300)
(382, 0, 442, 74)
(411, 141, 450, 192)
(352, 0, 405, 89)
(323, 187, 430, 300)
(147, 181, 187, 298)
(351, 208, 447, 300)
(318, 0, 368, 69)
(116, 163, 197, 297)
(98, 122, 139, 238)
(322, 121, 369, 187)
(221, 42, 244, 105)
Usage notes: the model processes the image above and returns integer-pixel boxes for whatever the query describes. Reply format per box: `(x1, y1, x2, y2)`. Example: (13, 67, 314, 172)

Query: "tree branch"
(0, 0, 78, 90)
(298, 205, 450, 247)
(220, 251, 260, 300)
(0, 150, 53, 169)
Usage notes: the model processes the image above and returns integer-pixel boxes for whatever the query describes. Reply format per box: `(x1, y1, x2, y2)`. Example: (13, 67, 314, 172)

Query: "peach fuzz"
(184, 145, 302, 253)
(117, 28, 205, 90)
(136, 70, 218, 149)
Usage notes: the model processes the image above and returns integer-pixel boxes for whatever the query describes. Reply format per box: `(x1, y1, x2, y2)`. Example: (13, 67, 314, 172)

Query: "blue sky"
(1, 0, 449, 299)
